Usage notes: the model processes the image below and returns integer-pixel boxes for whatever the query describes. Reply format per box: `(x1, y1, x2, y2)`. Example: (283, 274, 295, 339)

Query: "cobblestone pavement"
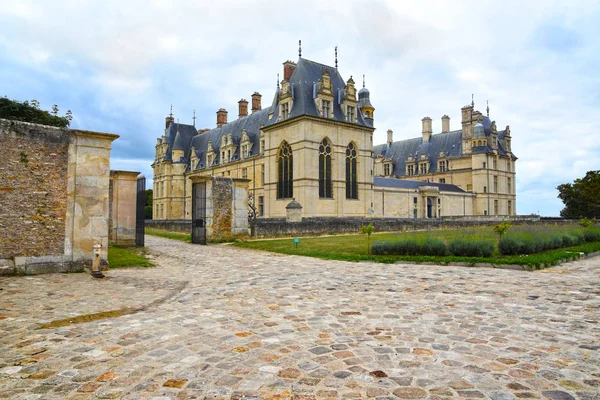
(1, 236, 599, 400)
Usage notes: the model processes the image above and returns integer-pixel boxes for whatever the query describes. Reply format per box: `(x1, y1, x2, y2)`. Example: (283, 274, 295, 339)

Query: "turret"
(358, 74, 374, 125)
(171, 124, 185, 161)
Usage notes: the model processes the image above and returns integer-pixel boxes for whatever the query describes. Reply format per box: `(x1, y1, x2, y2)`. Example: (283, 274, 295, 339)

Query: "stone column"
(109, 170, 140, 246)
(65, 130, 119, 267)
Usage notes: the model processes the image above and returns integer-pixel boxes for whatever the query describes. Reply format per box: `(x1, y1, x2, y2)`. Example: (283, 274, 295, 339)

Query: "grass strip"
(107, 246, 154, 268)
(234, 234, 600, 269)
(145, 228, 191, 243)
(37, 308, 137, 329)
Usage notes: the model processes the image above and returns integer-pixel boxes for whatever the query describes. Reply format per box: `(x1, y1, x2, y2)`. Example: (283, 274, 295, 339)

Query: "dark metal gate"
(191, 181, 207, 244)
(135, 174, 146, 247)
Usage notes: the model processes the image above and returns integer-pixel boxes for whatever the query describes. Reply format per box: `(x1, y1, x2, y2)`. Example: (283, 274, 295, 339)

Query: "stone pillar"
(109, 170, 140, 246)
(286, 198, 303, 222)
(65, 130, 119, 267)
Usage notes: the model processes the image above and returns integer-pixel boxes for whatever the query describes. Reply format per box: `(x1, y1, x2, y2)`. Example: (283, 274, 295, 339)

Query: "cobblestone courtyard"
(1, 236, 599, 400)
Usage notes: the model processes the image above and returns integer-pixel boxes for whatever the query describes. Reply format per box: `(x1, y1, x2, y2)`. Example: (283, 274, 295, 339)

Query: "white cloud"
(1, 0, 599, 215)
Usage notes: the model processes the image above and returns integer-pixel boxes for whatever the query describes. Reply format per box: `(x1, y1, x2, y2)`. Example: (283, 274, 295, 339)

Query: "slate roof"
(159, 57, 374, 170)
(374, 177, 466, 193)
(373, 115, 516, 177)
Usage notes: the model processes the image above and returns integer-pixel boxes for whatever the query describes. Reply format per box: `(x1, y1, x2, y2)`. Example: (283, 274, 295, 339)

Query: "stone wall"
(0, 119, 69, 259)
(145, 219, 191, 232)
(252, 215, 562, 238)
(0, 119, 118, 275)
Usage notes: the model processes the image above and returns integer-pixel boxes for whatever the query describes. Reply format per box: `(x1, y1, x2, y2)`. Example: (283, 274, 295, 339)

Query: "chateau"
(152, 50, 516, 221)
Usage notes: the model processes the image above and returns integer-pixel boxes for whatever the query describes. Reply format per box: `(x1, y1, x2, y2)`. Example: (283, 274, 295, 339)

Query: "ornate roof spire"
(277, 73, 280, 89)
(298, 40, 302, 58)
(335, 46, 338, 69)
(193, 109, 196, 127)
(486, 100, 490, 117)
(471, 94, 474, 107)
(363, 74, 365, 88)
(169, 104, 173, 118)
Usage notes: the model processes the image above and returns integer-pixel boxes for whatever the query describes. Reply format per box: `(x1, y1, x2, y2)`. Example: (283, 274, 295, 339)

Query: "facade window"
(241, 145, 249, 159)
(494, 200, 499, 215)
(508, 177, 512, 194)
(484, 210, 488, 215)
(493, 158, 497, 169)
(261, 164, 265, 187)
(413, 197, 418, 219)
(221, 151, 225, 163)
(242, 168, 248, 180)
(322, 100, 331, 118)
(207, 155, 213, 166)
(282, 103, 290, 119)
(438, 160, 447, 172)
(493, 176, 498, 192)
(258, 196, 264, 217)
(384, 163, 391, 176)
(508, 200, 512, 215)
(419, 163, 427, 175)
(345, 142, 358, 199)
(483, 186, 487, 193)
(260, 140, 265, 154)
(347, 106, 355, 122)
(439, 178, 446, 184)
(467, 184, 473, 191)
(483, 162, 487, 169)
(277, 141, 293, 199)
(319, 138, 333, 198)
(407, 165, 414, 176)
(227, 150, 231, 162)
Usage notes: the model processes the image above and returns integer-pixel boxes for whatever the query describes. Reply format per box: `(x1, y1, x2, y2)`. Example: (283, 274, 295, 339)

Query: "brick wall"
(0, 119, 69, 259)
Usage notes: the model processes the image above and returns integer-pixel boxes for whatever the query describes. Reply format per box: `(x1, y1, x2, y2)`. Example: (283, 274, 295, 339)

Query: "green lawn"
(234, 226, 600, 268)
(107, 246, 154, 268)
(145, 228, 191, 242)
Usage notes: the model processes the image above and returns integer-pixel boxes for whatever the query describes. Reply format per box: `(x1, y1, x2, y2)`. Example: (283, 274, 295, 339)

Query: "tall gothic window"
(345, 142, 358, 199)
(277, 141, 293, 199)
(319, 138, 332, 198)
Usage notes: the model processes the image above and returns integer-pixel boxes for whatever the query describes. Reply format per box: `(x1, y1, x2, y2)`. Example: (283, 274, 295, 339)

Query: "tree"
(360, 223, 375, 254)
(144, 189, 153, 219)
(0, 97, 70, 128)
(51, 104, 59, 116)
(557, 170, 600, 218)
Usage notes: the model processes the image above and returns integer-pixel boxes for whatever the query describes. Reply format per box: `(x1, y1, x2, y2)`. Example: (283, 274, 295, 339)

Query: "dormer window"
(347, 106, 355, 123)
(322, 100, 331, 118)
(282, 103, 290, 119)
(438, 160, 447, 172)
(407, 165, 415, 176)
(384, 163, 391, 176)
(419, 162, 428, 174)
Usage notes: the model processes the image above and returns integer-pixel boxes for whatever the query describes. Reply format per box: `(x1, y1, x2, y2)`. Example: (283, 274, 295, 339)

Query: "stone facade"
(0, 119, 118, 274)
(109, 170, 140, 246)
(153, 52, 515, 222)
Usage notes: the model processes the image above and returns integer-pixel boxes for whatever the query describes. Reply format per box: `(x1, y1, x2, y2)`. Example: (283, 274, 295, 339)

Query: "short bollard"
(91, 243, 105, 279)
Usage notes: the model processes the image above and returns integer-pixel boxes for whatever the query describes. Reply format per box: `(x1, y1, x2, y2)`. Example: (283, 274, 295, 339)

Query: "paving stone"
(0, 235, 598, 399)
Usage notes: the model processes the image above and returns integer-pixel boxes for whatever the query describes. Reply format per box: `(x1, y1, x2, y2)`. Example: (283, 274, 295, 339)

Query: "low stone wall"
(252, 216, 579, 238)
(145, 219, 192, 233)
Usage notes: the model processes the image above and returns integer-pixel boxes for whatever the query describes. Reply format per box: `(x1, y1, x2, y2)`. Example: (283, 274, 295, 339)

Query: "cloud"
(1, 0, 599, 216)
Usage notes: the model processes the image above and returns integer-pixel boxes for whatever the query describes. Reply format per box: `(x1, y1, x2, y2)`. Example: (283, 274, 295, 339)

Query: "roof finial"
(486, 100, 490, 117)
(176, 118, 180, 132)
(193, 109, 196, 127)
(169, 104, 173, 118)
(363, 74, 365, 88)
(335, 46, 338, 69)
(298, 40, 302, 58)
(471, 94, 474, 107)
(277, 73, 280, 89)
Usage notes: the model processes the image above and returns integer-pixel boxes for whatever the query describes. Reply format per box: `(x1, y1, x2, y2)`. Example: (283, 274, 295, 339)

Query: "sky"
(1, 0, 599, 216)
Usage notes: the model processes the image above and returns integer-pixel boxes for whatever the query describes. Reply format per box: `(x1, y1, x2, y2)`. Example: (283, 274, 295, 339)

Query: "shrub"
(390, 239, 421, 255)
(371, 241, 388, 255)
(421, 238, 447, 256)
(498, 236, 523, 255)
(561, 234, 577, 247)
(583, 228, 600, 242)
(448, 239, 495, 257)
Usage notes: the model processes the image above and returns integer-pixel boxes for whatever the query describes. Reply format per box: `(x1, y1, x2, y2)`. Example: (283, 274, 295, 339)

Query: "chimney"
(387, 129, 393, 146)
(238, 98, 248, 118)
(283, 60, 297, 80)
(216, 108, 228, 128)
(441, 115, 450, 133)
(421, 116, 432, 142)
(251, 92, 262, 113)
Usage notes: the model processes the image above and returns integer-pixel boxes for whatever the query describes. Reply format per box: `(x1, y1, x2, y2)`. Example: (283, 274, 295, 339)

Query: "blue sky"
(1, 0, 599, 216)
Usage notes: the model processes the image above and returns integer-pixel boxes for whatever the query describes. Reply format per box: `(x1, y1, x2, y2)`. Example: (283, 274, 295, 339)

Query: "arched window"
(346, 142, 358, 199)
(277, 141, 293, 199)
(319, 138, 332, 198)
